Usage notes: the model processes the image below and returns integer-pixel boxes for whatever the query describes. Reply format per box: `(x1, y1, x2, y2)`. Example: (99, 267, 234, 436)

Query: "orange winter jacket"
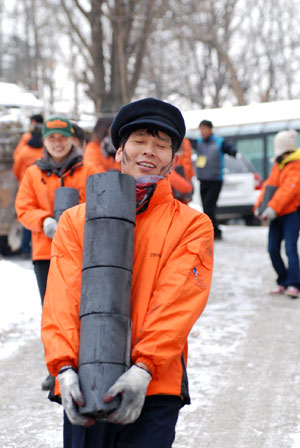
(177, 138, 195, 182)
(83, 141, 121, 172)
(168, 170, 193, 204)
(13, 144, 43, 181)
(169, 139, 195, 203)
(15, 158, 97, 260)
(13, 132, 32, 160)
(41, 177, 214, 402)
(254, 150, 300, 217)
(169, 170, 193, 194)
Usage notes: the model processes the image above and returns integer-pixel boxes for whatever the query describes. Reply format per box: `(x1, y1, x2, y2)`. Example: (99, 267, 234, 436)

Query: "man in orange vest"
(41, 98, 214, 448)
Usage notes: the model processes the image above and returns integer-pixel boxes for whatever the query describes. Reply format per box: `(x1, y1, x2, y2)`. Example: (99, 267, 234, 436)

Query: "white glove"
(261, 206, 277, 221)
(57, 368, 93, 427)
(104, 365, 152, 425)
(43, 217, 57, 239)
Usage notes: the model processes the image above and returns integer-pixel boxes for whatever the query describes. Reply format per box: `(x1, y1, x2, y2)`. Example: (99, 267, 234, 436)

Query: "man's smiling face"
(115, 129, 177, 178)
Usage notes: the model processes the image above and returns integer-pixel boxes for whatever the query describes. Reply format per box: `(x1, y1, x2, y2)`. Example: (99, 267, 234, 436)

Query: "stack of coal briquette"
(78, 171, 136, 420)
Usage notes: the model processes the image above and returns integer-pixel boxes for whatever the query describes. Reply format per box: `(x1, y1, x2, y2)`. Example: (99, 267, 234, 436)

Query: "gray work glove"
(261, 206, 277, 221)
(104, 365, 152, 425)
(254, 208, 260, 218)
(57, 368, 94, 427)
(43, 217, 57, 239)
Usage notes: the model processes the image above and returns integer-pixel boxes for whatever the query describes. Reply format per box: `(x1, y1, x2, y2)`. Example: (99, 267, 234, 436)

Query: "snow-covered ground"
(1, 224, 300, 447)
(0, 259, 41, 360)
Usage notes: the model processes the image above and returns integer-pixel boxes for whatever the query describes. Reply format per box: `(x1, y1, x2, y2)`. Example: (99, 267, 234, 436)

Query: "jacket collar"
(37, 145, 83, 177)
(278, 148, 300, 170)
(142, 176, 174, 213)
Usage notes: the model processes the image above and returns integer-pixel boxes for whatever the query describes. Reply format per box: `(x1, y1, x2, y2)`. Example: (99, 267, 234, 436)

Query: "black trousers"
(33, 259, 50, 306)
(63, 395, 183, 448)
(199, 179, 223, 237)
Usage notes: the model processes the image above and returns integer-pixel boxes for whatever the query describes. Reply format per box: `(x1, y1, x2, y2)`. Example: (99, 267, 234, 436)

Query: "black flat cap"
(110, 97, 186, 152)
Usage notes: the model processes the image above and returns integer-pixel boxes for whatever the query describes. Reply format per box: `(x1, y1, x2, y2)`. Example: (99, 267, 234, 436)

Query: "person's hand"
(254, 208, 260, 217)
(261, 207, 277, 221)
(104, 365, 152, 425)
(57, 368, 94, 427)
(43, 217, 57, 239)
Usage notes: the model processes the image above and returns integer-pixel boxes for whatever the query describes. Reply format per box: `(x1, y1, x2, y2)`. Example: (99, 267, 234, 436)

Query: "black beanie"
(110, 98, 186, 151)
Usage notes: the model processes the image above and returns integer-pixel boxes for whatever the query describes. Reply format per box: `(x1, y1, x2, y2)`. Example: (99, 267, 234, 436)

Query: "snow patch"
(291, 433, 300, 448)
(0, 259, 41, 360)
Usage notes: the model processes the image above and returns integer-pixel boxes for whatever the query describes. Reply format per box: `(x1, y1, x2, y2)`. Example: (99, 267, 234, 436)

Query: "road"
(1, 225, 300, 447)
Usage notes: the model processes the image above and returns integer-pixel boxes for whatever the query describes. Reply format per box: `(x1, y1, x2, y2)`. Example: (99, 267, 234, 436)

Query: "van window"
(236, 138, 264, 178)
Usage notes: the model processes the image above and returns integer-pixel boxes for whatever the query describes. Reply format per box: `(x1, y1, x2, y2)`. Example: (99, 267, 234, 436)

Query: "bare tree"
(57, 0, 168, 113)
(139, 0, 247, 108)
(241, 0, 300, 102)
(0, 0, 4, 79)
(2, 0, 300, 114)
(142, 0, 300, 108)
(2, 0, 60, 113)
(172, 0, 247, 106)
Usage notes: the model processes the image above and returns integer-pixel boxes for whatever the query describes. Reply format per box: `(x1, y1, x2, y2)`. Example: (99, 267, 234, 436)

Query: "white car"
(190, 153, 262, 225)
